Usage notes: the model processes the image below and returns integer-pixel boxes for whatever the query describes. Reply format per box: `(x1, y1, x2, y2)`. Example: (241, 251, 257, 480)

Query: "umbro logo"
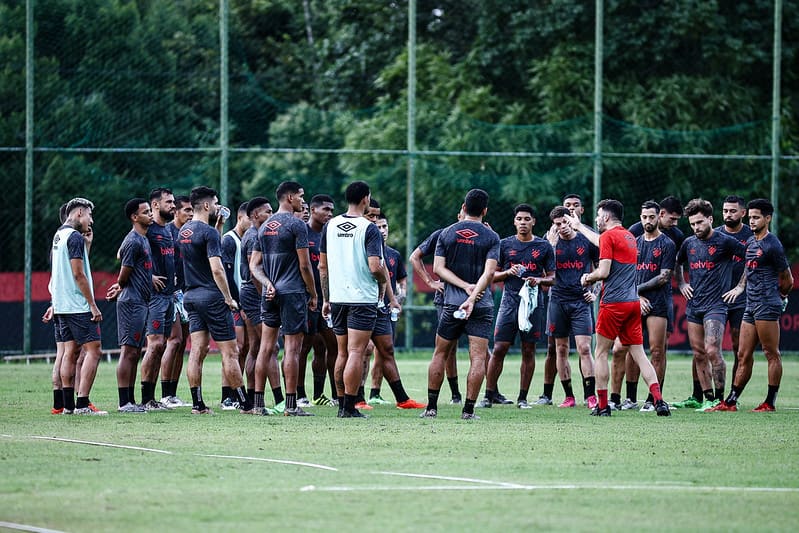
(180, 229, 193, 238)
(266, 220, 282, 231)
(455, 229, 479, 240)
(337, 221, 357, 232)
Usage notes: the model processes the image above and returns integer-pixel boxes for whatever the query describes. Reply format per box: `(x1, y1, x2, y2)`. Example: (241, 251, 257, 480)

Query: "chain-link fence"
(2, 0, 797, 353)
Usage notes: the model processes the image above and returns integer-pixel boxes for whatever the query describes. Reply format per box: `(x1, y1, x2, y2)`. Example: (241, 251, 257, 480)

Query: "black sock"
(356, 386, 365, 403)
(703, 389, 714, 402)
(327, 368, 336, 398)
(142, 381, 156, 404)
(610, 392, 622, 406)
(63, 387, 75, 411)
(118, 387, 130, 407)
(53, 389, 64, 410)
(692, 380, 703, 401)
(272, 387, 284, 405)
(561, 379, 574, 398)
(645, 393, 654, 403)
(484, 389, 496, 401)
(344, 394, 358, 412)
(190, 386, 206, 410)
(254, 391, 265, 409)
(369, 387, 381, 399)
(235, 386, 251, 410)
(518, 389, 528, 403)
(388, 380, 409, 403)
(286, 392, 297, 410)
(427, 388, 440, 411)
(76, 396, 89, 409)
(447, 376, 461, 398)
(297, 386, 307, 399)
(543, 383, 554, 399)
(463, 398, 476, 415)
(170, 380, 179, 397)
(725, 385, 742, 406)
(160, 380, 169, 399)
(247, 388, 255, 406)
(312, 373, 325, 400)
(626, 381, 638, 403)
(584, 377, 596, 399)
(765, 385, 779, 407)
(714, 388, 724, 402)
(128, 386, 136, 405)
(221, 386, 233, 402)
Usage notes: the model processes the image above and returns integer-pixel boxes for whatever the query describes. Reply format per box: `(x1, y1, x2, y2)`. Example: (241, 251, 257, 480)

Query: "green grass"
(2, 353, 799, 532)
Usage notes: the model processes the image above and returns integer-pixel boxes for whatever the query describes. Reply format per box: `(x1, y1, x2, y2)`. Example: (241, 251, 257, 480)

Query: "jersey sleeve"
(396, 255, 408, 281)
(206, 228, 222, 258)
(221, 235, 236, 265)
(119, 238, 138, 268)
(293, 219, 309, 249)
(598, 232, 614, 261)
(661, 238, 677, 271)
(66, 231, 85, 260)
(364, 224, 383, 258)
(416, 229, 441, 257)
(486, 232, 500, 262)
(320, 223, 327, 253)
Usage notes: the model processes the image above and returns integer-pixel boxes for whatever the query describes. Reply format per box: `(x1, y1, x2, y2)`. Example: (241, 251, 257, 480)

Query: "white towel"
(518, 282, 539, 332)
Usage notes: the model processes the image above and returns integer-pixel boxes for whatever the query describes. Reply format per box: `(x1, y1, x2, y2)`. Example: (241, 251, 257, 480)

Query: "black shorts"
(330, 303, 377, 335)
(306, 309, 325, 336)
(239, 285, 263, 326)
(546, 299, 594, 338)
(184, 290, 236, 342)
(262, 293, 308, 335)
(146, 293, 175, 336)
(54, 312, 101, 345)
(726, 307, 745, 329)
(493, 293, 543, 344)
(686, 305, 726, 325)
(117, 301, 148, 347)
(372, 306, 394, 338)
(742, 303, 782, 324)
(437, 305, 493, 341)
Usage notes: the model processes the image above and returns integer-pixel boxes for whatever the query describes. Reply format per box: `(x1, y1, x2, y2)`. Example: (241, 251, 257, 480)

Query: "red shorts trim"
(596, 301, 643, 345)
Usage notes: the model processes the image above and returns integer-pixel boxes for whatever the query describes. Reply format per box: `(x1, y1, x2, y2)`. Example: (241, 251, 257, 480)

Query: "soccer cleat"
(271, 400, 286, 414)
(620, 398, 639, 410)
(354, 401, 373, 411)
(191, 407, 214, 415)
(672, 396, 702, 409)
(61, 409, 74, 415)
(493, 393, 514, 405)
(118, 402, 146, 413)
(74, 406, 108, 416)
(639, 401, 655, 413)
(558, 396, 576, 408)
(144, 399, 171, 412)
(707, 400, 737, 412)
(161, 396, 187, 409)
(607, 400, 619, 411)
(367, 395, 391, 406)
(297, 397, 312, 408)
(311, 395, 333, 406)
(591, 406, 612, 416)
(258, 407, 275, 416)
(695, 399, 720, 412)
(419, 408, 437, 418)
(476, 398, 493, 408)
(87, 403, 108, 415)
(654, 399, 671, 416)
(534, 395, 553, 406)
(220, 397, 239, 411)
(338, 409, 368, 418)
(284, 407, 314, 416)
(396, 399, 426, 409)
(586, 395, 598, 410)
(51, 408, 64, 415)
(751, 402, 775, 412)
(460, 412, 480, 420)
(450, 395, 462, 405)
(517, 400, 533, 409)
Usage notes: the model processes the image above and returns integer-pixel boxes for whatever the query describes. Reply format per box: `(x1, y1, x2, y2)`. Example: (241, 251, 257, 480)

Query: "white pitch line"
(196, 453, 338, 471)
(0, 520, 67, 533)
(300, 483, 799, 494)
(375, 470, 525, 488)
(28, 436, 173, 454)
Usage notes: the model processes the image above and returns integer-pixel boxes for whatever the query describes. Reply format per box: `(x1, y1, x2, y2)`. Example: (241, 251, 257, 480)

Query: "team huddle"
(46, 181, 792, 419)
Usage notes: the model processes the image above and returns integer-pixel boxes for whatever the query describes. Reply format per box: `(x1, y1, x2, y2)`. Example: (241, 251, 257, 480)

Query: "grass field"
(2, 352, 799, 532)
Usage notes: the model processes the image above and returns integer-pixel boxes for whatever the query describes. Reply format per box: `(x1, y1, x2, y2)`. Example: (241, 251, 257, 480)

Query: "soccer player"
(250, 181, 318, 417)
(714, 195, 753, 382)
(107, 198, 154, 413)
(219, 201, 250, 409)
(711, 199, 793, 412)
(137, 188, 177, 411)
(159, 195, 192, 407)
(49, 197, 106, 415)
(298, 194, 338, 406)
(319, 180, 386, 418)
(629, 195, 685, 250)
(611, 201, 676, 412)
(176, 186, 253, 414)
(480, 204, 554, 409)
(575, 199, 670, 417)
(674, 198, 745, 411)
(421, 189, 500, 420)
(546, 206, 599, 410)
(409, 215, 463, 404)
(237, 197, 273, 407)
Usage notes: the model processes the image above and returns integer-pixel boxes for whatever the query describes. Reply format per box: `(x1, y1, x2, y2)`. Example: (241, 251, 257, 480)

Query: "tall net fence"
(1, 0, 798, 353)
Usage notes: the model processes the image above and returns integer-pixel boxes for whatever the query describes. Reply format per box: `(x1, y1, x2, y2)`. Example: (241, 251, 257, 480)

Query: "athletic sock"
(447, 376, 461, 398)
(692, 380, 703, 401)
(356, 385, 366, 403)
(63, 387, 75, 411)
(170, 380, 179, 397)
(388, 380, 410, 403)
(463, 398, 476, 415)
(703, 389, 715, 402)
(543, 383, 554, 399)
(312, 373, 325, 400)
(714, 388, 724, 402)
(561, 379, 574, 399)
(597, 389, 608, 409)
(235, 386, 251, 411)
(765, 385, 779, 407)
(76, 396, 89, 409)
(128, 386, 136, 405)
(272, 387, 284, 405)
(645, 393, 654, 403)
(254, 391, 265, 409)
(427, 388, 440, 411)
(583, 377, 596, 399)
(190, 386, 206, 410)
(297, 386, 307, 399)
(369, 387, 381, 399)
(518, 389, 528, 403)
(484, 389, 496, 402)
(53, 389, 64, 410)
(327, 368, 336, 398)
(610, 392, 622, 406)
(221, 386, 233, 403)
(725, 385, 742, 406)
(648, 383, 663, 402)
(160, 380, 170, 399)
(286, 393, 297, 410)
(344, 394, 358, 413)
(626, 381, 638, 403)
(141, 381, 156, 404)
(247, 388, 255, 406)
(118, 387, 130, 407)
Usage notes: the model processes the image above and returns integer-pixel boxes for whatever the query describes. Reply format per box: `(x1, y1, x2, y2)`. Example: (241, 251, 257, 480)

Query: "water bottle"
(390, 308, 399, 322)
(219, 205, 231, 222)
(325, 315, 333, 328)
(516, 265, 527, 277)
(453, 309, 467, 320)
